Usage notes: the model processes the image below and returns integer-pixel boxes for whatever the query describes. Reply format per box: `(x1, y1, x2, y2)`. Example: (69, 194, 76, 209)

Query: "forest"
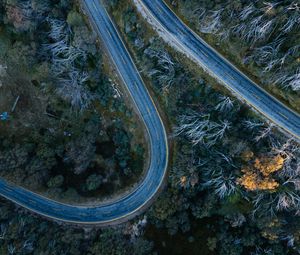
(107, 0, 300, 254)
(0, 0, 299, 254)
(0, 0, 146, 204)
(166, 0, 300, 112)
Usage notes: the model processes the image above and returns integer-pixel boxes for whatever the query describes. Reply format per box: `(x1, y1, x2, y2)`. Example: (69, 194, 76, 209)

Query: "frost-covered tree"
(187, 0, 300, 92)
(174, 111, 231, 147)
(252, 187, 300, 217)
(203, 171, 237, 199)
(44, 18, 92, 110)
(215, 95, 234, 112)
(144, 48, 176, 90)
(57, 70, 93, 110)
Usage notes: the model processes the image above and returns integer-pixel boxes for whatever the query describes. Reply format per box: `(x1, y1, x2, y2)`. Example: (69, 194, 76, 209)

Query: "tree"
(47, 175, 64, 188)
(85, 174, 103, 191)
(204, 172, 237, 198)
(237, 154, 284, 191)
(174, 112, 231, 147)
(67, 10, 83, 27)
(44, 18, 93, 111)
(64, 134, 96, 175)
(237, 170, 279, 191)
(57, 70, 93, 110)
(215, 95, 234, 112)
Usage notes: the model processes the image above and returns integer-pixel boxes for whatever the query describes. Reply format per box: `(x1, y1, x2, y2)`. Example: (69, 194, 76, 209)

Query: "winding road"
(0, 0, 168, 224)
(137, 0, 300, 139)
(0, 0, 299, 225)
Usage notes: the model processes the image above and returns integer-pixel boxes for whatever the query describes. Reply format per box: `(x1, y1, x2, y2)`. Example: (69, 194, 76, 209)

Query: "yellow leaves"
(261, 219, 281, 241)
(180, 176, 187, 188)
(254, 155, 284, 177)
(237, 154, 285, 191)
(179, 174, 199, 188)
(256, 178, 279, 190)
(267, 218, 280, 228)
(261, 230, 278, 241)
(237, 168, 279, 191)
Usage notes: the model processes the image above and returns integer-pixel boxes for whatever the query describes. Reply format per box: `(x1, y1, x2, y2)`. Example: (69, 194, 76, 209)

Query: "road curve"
(137, 0, 300, 139)
(0, 0, 168, 224)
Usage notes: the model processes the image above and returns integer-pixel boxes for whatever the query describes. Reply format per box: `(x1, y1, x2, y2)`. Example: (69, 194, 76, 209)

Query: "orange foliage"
(237, 154, 284, 191)
(254, 155, 284, 176)
(237, 168, 279, 191)
(261, 219, 281, 241)
(180, 176, 187, 188)
(180, 174, 199, 188)
(261, 231, 278, 241)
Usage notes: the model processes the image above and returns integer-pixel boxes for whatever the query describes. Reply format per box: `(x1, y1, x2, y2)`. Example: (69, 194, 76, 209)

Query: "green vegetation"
(0, 0, 299, 254)
(106, 1, 300, 254)
(0, 198, 153, 254)
(0, 0, 146, 204)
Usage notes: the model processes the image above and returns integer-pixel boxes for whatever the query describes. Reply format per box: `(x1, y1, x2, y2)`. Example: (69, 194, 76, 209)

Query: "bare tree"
(203, 171, 237, 199)
(44, 18, 92, 110)
(0, 224, 6, 240)
(239, 4, 256, 21)
(281, 234, 295, 248)
(272, 139, 300, 177)
(243, 119, 264, 130)
(57, 70, 93, 110)
(255, 124, 274, 142)
(22, 240, 34, 253)
(250, 246, 273, 255)
(199, 9, 224, 34)
(215, 95, 234, 112)
(7, 244, 16, 255)
(252, 186, 300, 217)
(45, 18, 86, 74)
(275, 190, 300, 212)
(280, 2, 300, 34)
(243, 119, 275, 142)
(274, 68, 300, 91)
(174, 112, 231, 147)
(233, 14, 275, 45)
(144, 48, 176, 90)
(251, 37, 285, 72)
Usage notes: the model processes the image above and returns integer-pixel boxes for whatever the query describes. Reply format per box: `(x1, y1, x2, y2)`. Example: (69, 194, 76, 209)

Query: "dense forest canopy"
(108, 0, 300, 253)
(0, 0, 299, 254)
(0, 0, 145, 204)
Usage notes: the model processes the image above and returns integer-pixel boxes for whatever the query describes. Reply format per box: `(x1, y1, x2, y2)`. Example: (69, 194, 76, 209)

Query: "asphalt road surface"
(0, 0, 168, 224)
(138, 0, 300, 140)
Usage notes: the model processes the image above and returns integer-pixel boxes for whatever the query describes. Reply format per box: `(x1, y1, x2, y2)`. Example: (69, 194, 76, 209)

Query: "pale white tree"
(57, 71, 92, 111)
(215, 95, 234, 112)
(44, 18, 91, 110)
(174, 112, 231, 147)
(203, 171, 237, 199)
(144, 48, 176, 90)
